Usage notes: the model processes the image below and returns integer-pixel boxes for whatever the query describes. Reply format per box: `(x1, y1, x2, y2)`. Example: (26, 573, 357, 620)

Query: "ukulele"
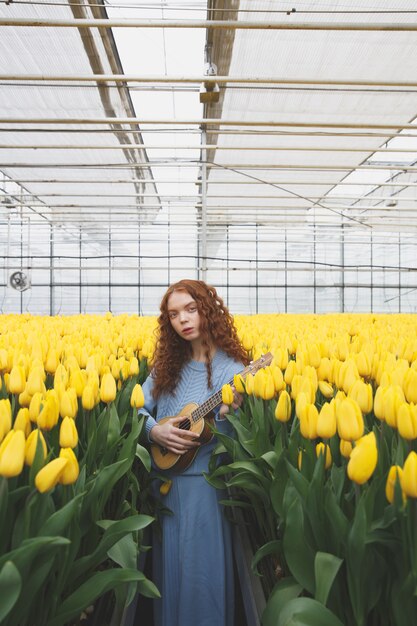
(151, 352, 273, 472)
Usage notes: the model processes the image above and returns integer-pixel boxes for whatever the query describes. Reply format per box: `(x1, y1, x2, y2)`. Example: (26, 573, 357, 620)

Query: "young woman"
(140, 279, 249, 626)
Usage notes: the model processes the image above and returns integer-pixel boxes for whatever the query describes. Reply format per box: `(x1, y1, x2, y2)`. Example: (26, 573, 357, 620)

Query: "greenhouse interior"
(1, 0, 417, 314)
(1, 2, 417, 626)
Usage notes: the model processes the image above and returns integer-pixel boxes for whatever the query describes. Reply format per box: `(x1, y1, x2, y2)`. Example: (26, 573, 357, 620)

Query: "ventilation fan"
(9, 271, 31, 292)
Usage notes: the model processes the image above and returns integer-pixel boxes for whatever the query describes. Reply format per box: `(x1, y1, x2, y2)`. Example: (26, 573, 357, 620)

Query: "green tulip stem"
(412, 499, 417, 582)
(354, 482, 361, 507)
(281, 421, 288, 450)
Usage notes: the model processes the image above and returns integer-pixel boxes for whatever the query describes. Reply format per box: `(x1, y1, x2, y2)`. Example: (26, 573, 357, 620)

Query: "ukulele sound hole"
(180, 417, 191, 430)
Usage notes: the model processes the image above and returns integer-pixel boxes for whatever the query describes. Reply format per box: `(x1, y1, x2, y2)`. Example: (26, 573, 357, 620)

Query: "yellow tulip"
(348, 379, 373, 414)
(160, 479, 173, 495)
(245, 373, 254, 395)
(35, 458, 68, 493)
(26, 367, 46, 396)
(37, 398, 59, 431)
(262, 374, 275, 401)
(129, 357, 139, 376)
(384, 385, 405, 428)
(284, 360, 297, 385)
(59, 389, 78, 419)
(59, 448, 80, 485)
(317, 401, 337, 439)
(373, 385, 386, 421)
(401, 451, 417, 498)
(45, 348, 59, 374)
(100, 372, 117, 403)
(130, 383, 145, 409)
(318, 381, 334, 399)
(317, 357, 332, 382)
(340, 439, 353, 458)
(295, 392, 308, 420)
(270, 366, 284, 392)
(69, 369, 85, 398)
(355, 351, 372, 378)
(59, 416, 78, 448)
(0, 399, 12, 442)
(253, 370, 266, 398)
(273, 348, 289, 371)
(385, 465, 404, 504)
(275, 390, 292, 422)
(404, 368, 417, 404)
(336, 397, 364, 441)
(25, 429, 47, 466)
(14, 408, 31, 437)
(0, 430, 25, 477)
(316, 442, 332, 469)
(82, 385, 96, 410)
(9, 365, 26, 394)
(299, 403, 319, 439)
(397, 402, 417, 440)
(347, 432, 378, 485)
(233, 374, 245, 394)
(221, 383, 234, 406)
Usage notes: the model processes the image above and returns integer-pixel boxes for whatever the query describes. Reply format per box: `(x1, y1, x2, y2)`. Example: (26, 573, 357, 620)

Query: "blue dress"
(141, 349, 243, 626)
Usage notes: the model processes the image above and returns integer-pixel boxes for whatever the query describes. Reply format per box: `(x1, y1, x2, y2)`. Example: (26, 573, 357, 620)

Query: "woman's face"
(167, 290, 201, 343)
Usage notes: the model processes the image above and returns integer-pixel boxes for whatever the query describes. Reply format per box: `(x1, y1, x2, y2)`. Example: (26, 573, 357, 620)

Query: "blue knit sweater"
(140, 349, 243, 476)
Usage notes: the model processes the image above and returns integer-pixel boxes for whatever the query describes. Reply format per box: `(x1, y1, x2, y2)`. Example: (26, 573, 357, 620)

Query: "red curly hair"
(150, 279, 249, 399)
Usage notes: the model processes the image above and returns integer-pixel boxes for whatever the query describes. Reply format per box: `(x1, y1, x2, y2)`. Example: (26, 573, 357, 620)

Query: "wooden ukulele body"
(150, 402, 214, 472)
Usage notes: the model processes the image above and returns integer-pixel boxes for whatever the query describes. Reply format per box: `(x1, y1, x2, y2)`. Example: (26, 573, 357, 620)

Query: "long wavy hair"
(150, 279, 249, 399)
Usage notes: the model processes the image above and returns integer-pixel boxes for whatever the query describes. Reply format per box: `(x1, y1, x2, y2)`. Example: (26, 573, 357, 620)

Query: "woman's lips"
(182, 327, 193, 334)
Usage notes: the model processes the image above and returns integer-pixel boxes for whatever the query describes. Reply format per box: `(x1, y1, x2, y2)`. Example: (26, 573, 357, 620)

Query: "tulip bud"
(317, 357, 332, 382)
(26, 367, 46, 396)
(35, 457, 68, 493)
(130, 383, 145, 409)
(14, 408, 31, 438)
(348, 379, 373, 414)
(9, 365, 26, 394)
(100, 372, 117, 403)
(317, 401, 337, 439)
(160, 479, 173, 496)
(401, 451, 417, 498)
(355, 351, 372, 378)
(0, 430, 25, 477)
(233, 374, 245, 394)
(58, 448, 80, 485)
(25, 429, 47, 466)
(340, 439, 353, 458)
(45, 348, 59, 374)
(295, 392, 308, 420)
(385, 465, 404, 504)
(245, 373, 254, 395)
(59, 389, 78, 419)
(318, 381, 334, 399)
(373, 385, 386, 421)
(316, 442, 332, 469)
(253, 370, 266, 398)
(284, 360, 297, 386)
(384, 385, 405, 428)
(69, 369, 85, 398)
(404, 368, 417, 404)
(299, 403, 319, 439)
(347, 432, 378, 485)
(397, 402, 417, 440)
(336, 397, 364, 441)
(262, 374, 275, 401)
(129, 357, 139, 377)
(82, 385, 96, 410)
(270, 365, 284, 392)
(59, 416, 78, 448)
(0, 399, 12, 442)
(221, 383, 234, 406)
(275, 390, 292, 422)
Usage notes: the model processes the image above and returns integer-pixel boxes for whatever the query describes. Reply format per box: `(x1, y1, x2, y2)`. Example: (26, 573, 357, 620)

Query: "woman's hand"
(150, 416, 200, 455)
(219, 388, 243, 419)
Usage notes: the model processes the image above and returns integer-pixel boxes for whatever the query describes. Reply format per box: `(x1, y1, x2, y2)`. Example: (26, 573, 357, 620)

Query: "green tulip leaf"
(0, 561, 21, 622)
(136, 443, 151, 472)
(283, 497, 316, 594)
(107, 402, 121, 446)
(261, 577, 302, 626)
(276, 596, 344, 626)
(347, 495, 367, 625)
(0, 477, 8, 536)
(285, 459, 309, 500)
(251, 540, 281, 576)
(0, 536, 70, 573)
(71, 514, 154, 582)
(107, 532, 137, 569)
(49, 568, 154, 626)
(38, 492, 85, 537)
(137, 576, 161, 598)
(314, 551, 343, 606)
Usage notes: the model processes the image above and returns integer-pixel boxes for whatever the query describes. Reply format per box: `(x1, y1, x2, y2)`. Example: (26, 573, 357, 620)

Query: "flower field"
(1, 312, 417, 625)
